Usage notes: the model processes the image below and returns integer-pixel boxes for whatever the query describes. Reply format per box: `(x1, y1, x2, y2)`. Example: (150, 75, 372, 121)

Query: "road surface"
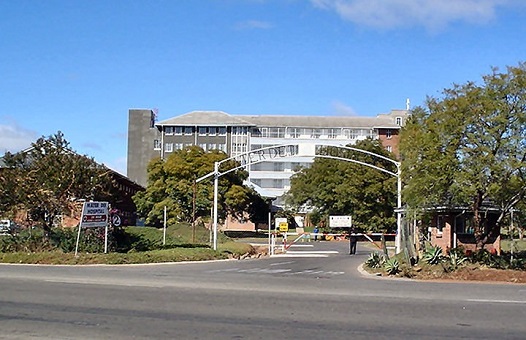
(1, 241, 525, 339)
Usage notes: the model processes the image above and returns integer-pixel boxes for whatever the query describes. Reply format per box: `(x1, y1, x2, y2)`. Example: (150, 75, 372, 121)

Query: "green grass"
(0, 223, 256, 265)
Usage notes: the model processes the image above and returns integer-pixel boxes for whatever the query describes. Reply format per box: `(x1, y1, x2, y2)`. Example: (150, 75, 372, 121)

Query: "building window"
(209, 127, 217, 136)
(455, 216, 474, 234)
(165, 126, 174, 135)
(218, 127, 227, 136)
(259, 128, 269, 137)
(174, 127, 183, 135)
(183, 127, 193, 135)
(199, 143, 207, 151)
(165, 143, 173, 153)
(198, 127, 207, 136)
(289, 128, 301, 138)
(437, 215, 445, 234)
(269, 128, 284, 138)
(328, 128, 338, 139)
(396, 117, 402, 126)
(175, 143, 183, 150)
(272, 179, 283, 188)
(386, 129, 392, 139)
(311, 129, 321, 139)
(153, 139, 161, 150)
(218, 143, 227, 152)
(386, 145, 392, 153)
(233, 127, 248, 135)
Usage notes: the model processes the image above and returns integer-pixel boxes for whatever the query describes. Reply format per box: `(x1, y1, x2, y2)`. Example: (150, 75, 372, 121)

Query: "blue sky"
(1, 0, 525, 175)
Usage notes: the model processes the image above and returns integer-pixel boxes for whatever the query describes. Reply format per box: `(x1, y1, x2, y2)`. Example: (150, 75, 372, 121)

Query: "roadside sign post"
(329, 215, 353, 254)
(75, 201, 109, 256)
(163, 206, 167, 246)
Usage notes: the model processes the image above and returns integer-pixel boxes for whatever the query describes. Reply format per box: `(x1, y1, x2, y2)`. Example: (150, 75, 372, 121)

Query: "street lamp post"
(395, 164, 402, 254)
(212, 162, 219, 250)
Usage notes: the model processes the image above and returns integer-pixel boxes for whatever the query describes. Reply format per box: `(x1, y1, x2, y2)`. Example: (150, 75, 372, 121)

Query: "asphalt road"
(1, 241, 526, 339)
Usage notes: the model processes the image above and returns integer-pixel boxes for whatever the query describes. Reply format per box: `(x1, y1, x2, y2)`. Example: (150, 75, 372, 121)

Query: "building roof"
(156, 110, 408, 129)
(157, 111, 253, 126)
(238, 115, 395, 128)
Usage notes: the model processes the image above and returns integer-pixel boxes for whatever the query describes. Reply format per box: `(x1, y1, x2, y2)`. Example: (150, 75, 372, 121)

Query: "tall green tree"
(133, 146, 265, 226)
(285, 139, 398, 232)
(0, 131, 114, 233)
(400, 62, 526, 249)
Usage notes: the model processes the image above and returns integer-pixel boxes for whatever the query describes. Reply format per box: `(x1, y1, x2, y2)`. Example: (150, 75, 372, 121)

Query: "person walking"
(349, 229, 358, 255)
(313, 226, 319, 241)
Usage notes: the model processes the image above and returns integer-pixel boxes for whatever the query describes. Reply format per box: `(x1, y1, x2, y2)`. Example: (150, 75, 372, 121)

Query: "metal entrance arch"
(196, 143, 402, 253)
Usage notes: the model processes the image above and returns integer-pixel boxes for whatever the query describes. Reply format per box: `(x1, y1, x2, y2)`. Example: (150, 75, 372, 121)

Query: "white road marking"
(270, 261, 295, 266)
(271, 253, 329, 258)
(467, 299, 526, 304)
(286, 250, 339, 254)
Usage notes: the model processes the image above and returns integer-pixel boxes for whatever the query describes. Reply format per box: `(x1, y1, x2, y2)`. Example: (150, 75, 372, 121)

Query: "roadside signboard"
(76, 201, 110, 256)
(329, 215, 352, 228)
(275, 217, 289, 232)
(80, 201, 109, 228)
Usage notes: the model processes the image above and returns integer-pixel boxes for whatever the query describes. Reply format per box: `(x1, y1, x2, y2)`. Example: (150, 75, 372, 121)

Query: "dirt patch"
(411, 264, 526, 284)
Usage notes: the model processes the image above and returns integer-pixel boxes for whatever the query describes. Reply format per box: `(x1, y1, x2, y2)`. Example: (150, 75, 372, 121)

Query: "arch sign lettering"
(235, 145, 299, 166)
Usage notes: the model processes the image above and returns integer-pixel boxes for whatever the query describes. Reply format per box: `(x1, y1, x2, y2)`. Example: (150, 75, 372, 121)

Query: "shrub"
(384, 258, 400, 275)
(365, 252, 385, 269)
(447, 247, 467, 270)
(49, 228, 77, 252)
(423, 245, 444, 265)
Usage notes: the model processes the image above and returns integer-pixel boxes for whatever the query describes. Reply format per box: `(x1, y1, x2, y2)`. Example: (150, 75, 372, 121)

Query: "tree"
(400, 62, 526, 249)
(0, 131, 114, 233)
(285, 139, 398, 232)
(133, 146, 265, 227)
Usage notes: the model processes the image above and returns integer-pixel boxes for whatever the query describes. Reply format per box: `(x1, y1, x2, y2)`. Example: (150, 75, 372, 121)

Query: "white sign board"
(76, 201, 110, 256)
(329, 215, 352, 228)
(80, 201, 108, 228)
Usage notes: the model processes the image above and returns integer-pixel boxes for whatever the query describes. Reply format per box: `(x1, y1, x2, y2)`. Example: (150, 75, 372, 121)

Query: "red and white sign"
(80, 201, 109, 228)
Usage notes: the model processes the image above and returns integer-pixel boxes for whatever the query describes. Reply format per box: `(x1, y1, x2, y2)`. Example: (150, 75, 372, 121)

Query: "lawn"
(0, 223, 255, 265)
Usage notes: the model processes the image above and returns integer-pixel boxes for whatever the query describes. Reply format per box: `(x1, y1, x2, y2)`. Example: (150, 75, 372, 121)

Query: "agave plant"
(384, 258, 400, 275)
(449, 252, 467, 270)
(423, 246, 444, 265)
(365, 252, 385, 268)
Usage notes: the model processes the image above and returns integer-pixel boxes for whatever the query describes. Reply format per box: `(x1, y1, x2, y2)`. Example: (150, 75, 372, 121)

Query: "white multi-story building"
(127, 109, 409, 204)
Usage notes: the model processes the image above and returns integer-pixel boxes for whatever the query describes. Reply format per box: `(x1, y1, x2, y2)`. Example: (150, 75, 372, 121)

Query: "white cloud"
(0, 119, 38, 155)
(235, 20, 274, 30)
(330, 101, 357, 116)
(311, 0, 516, 31)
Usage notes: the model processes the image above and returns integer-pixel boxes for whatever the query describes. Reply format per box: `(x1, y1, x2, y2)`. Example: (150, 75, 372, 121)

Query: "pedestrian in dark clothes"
(349, 229, 358, 255)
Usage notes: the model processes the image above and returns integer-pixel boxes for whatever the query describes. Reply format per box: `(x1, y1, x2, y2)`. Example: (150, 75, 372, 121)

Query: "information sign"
(275, 217, 289, 232)
(80, 201, 108, 228)
(329, 215, 352, 228)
